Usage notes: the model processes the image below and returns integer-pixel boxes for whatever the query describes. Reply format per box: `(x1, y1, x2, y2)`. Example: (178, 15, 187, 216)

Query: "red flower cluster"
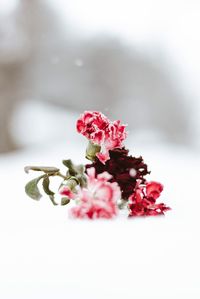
(78, 111, 170, 218)
(128, 181, 170, 216)
(25, 110, 170, 219)
(77, 111, 127, 163)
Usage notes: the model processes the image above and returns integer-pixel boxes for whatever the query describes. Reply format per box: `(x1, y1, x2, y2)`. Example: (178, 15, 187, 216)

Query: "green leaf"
(24, 166, 59, 174)
(62, 160, 77, 176)
(42, 176, 54, 196)
(62, 159, 73, 169)
(42, 176, 58, 206)
(25, 175, 44, 200)
(61, 197, 70, 206)
(62, 160, 85, 178)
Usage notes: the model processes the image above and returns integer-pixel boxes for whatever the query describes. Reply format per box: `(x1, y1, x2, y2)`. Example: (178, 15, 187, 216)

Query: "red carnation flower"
(77, 111, 127, 163)
(128, 180, 170, 217)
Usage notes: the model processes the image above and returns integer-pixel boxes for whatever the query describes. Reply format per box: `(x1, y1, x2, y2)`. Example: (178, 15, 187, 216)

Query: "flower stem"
(56, 172, 68, 180)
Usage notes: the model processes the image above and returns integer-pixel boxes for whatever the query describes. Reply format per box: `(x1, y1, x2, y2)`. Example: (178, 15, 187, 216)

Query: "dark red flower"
(86, 148, 150, 200)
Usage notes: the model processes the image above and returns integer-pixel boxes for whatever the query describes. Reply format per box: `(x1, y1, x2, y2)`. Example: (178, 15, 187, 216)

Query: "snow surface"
(0, 109, 200, 299)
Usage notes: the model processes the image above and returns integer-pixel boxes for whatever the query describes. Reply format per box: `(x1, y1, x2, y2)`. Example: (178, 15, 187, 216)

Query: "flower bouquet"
(25, 111, 170, 219)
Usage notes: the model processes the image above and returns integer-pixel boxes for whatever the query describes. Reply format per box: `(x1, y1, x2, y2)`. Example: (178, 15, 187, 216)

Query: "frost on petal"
(92, 130, 105, 144)
(97, 171, 113, 181)
(96, 151, 110, 164)
(95, 185, 113, 201)
(86, 167, 96, 179)
(70, 169, 121, 219)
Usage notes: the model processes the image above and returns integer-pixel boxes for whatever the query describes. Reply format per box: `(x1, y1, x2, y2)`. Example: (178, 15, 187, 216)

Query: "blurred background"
(1, 2, 200, 299)
(0, 0, 200, 154)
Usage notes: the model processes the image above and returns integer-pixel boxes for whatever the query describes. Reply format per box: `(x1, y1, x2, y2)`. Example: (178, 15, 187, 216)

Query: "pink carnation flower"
(77, 111, 127, 164)
(128, 181, 170, 217)
(70, 168, 121, 219)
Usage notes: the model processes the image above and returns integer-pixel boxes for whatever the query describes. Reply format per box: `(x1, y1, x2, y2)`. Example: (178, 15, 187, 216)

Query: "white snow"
(0, 109, 199, 298)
